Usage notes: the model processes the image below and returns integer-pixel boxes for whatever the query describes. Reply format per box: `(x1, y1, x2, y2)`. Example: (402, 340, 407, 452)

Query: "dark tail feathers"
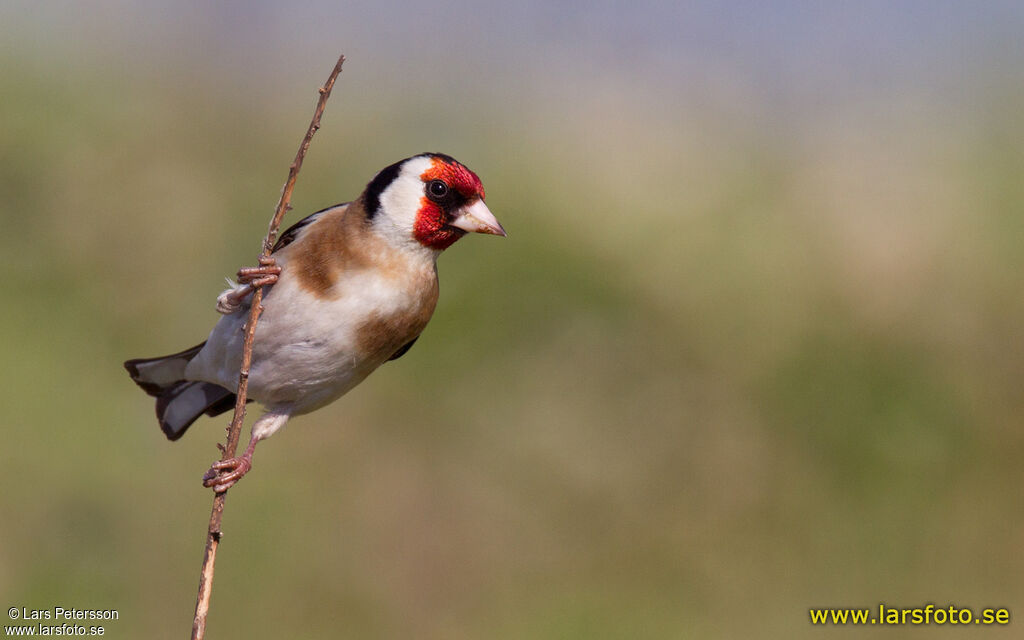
(124, 342, 239, 441)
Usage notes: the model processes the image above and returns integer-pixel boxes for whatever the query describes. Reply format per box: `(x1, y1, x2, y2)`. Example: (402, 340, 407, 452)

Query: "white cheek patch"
(376, 156, 434, 248)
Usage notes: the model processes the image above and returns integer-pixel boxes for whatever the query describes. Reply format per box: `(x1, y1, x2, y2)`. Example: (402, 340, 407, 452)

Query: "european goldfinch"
(124, 153, 505, 491)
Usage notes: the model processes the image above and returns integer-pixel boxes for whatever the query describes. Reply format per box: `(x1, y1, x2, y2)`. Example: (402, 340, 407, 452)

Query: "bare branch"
(191, 54, 346, 640)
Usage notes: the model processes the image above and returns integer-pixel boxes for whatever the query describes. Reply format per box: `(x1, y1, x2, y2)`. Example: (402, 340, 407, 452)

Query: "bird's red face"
(363, 153, 505, 252)
(413, 155, 504, 250)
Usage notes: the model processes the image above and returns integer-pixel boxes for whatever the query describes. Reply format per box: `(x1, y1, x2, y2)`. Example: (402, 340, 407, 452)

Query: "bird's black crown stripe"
(363, 159, 405, 221)
(422, 151, 458, 165)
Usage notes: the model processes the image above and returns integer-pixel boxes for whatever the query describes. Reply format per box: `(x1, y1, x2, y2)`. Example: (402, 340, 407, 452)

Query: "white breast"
(186, 259, 433, 415)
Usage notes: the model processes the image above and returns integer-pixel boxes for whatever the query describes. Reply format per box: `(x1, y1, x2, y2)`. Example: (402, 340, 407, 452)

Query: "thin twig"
(190, 54, 345, 640)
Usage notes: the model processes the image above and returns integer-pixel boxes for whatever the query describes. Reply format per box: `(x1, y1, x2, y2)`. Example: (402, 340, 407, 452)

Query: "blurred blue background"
(2, 1, 1023, 638)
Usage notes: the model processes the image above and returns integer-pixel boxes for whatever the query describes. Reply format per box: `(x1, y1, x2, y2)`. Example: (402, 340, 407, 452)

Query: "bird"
(124, 153, 505, 492)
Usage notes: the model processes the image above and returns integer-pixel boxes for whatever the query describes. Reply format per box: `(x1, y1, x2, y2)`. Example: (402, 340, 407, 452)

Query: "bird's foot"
(236, 255, 281, 288)
(214, 256, 281, 314)
(202, 448, 254, 493)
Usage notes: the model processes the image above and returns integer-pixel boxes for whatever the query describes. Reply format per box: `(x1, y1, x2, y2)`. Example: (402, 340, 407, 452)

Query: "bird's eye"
(427, 180, 449, 201)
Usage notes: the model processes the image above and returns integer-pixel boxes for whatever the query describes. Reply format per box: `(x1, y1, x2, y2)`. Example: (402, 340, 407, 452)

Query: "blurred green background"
(2, 1, 1023, 638)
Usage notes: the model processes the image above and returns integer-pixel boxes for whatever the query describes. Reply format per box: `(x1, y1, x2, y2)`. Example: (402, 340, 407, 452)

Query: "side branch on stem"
(190, 54, 346, 640)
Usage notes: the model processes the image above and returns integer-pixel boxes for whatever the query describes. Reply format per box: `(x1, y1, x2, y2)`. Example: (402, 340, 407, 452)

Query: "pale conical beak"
(449, 199, 507, 237)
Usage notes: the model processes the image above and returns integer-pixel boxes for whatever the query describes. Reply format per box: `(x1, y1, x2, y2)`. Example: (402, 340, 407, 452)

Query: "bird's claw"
(202, 452, 253, 493)
(237, 256, 281, 288)
(215, 257, 280, 314)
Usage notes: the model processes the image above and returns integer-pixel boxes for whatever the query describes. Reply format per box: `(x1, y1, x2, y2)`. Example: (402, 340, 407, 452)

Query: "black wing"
(388, 337, 419, 361)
